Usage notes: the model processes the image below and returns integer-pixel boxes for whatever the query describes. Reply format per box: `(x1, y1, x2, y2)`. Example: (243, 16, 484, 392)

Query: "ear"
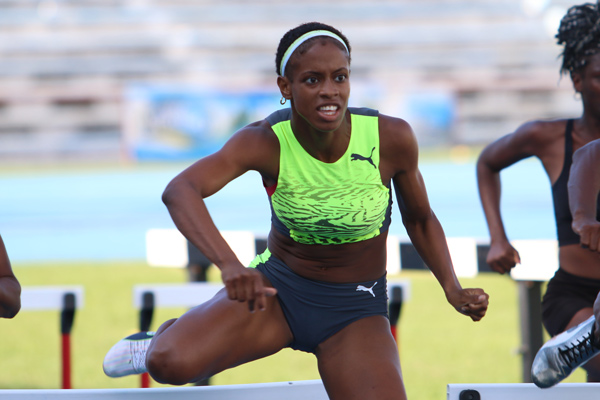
(277, 76, 291, 101)
(571, 71, 583, 94)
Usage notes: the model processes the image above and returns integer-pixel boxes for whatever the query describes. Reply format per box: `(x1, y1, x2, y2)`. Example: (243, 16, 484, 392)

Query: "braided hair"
(275, 22, 351, 78)
(556, 1, 600, 75)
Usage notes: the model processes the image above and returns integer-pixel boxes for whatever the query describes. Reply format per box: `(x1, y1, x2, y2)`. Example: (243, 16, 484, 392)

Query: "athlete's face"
(573, 53, 600, 118)
(279, 39, 350, 133)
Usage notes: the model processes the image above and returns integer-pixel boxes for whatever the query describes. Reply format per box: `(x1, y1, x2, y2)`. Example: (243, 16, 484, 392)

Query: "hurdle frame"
(147, 228, 568, 384)
(0, 379, 329, 399)
(20, 286, 84, 389)
(132, 279, 409, 387)
(447, 383, 600, 399)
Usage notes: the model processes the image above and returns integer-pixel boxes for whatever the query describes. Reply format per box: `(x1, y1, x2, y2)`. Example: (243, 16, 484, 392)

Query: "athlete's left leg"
(565, 307, 600, 382)
(315, 316, 406, 400)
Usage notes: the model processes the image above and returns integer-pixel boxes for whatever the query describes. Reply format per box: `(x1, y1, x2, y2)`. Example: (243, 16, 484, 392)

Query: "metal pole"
(60, 293, 76, 389)
(517, 280, 544, 383)
(139, 291, 155, 388)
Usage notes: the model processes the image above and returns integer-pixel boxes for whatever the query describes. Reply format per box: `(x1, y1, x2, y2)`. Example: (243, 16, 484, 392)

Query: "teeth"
(319, 105, 337, 112)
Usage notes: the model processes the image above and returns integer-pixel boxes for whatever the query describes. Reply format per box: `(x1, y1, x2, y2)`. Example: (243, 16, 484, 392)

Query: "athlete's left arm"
(569, 139, 600, 252)
(379, 115, 488, 321)
(0, 235, 21, 319)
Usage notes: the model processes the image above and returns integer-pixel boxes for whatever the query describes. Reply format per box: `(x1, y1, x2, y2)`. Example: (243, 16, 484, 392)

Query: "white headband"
(279, 30, 349, 77)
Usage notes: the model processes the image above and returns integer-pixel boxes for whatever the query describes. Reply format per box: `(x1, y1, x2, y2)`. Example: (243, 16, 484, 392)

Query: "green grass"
(1, 262, 586, 399)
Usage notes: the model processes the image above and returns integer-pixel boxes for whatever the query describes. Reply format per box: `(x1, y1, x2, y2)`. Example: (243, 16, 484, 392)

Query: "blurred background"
(0, 0, 582, 163)
(0, 0, 591, 396)
(0, 0, 582, 263)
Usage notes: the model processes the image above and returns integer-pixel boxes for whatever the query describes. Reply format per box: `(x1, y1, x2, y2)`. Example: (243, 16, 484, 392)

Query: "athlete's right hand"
(221, 265, 277, 313)
(486, 240, 521, 274)
(447, 288, 489, 322)
(573, 219, 600, 253)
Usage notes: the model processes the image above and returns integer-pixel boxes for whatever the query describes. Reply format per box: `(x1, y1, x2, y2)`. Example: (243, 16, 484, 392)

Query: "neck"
(290, 109, 351, 163)
(578, 110, 600, 140)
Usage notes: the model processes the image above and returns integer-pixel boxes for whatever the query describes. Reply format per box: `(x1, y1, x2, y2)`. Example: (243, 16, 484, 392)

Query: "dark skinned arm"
(475, 123, 550, 273)
(382, 115, 489, 321)
(162, 123, 278, 312)
(569, 139, 600, 251)
(0, 235, 21, 318)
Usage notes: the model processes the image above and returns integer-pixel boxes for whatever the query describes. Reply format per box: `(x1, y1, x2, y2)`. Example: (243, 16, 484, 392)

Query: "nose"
(320, 78, 339, 98)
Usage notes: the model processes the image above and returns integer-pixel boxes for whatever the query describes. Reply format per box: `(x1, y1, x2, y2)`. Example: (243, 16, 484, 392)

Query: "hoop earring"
(280, 97, 287, 105)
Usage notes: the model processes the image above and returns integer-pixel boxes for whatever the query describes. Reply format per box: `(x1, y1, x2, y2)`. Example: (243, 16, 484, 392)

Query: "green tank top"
(265, 107, 392, 245)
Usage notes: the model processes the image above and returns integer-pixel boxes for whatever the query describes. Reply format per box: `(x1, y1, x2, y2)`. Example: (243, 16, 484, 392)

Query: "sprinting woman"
(105, 22, 489, 399)
(477, 2, 600, 384)
(532, 138, 600, 388)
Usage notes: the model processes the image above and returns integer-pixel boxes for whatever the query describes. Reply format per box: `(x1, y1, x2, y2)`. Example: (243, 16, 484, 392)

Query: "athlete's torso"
(264, 107, 392, 282)
(546, 119, 600, 278)
(266, 107, 392, 245)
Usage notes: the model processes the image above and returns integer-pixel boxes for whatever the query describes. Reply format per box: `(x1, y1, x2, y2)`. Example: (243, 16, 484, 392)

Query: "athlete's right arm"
(0, 235, 21, 318)
(476, 122, 544, 273)
(162, 122, 279, 312)
(569, 139, 600, 252)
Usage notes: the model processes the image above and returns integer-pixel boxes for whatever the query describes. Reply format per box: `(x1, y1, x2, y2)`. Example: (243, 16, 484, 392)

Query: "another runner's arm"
(0, 235, 21, 318)
(476, 123, 544, 244)
(569, 139, 600, 251)
(381, 116, 488, 321)
(475, 122, 548, 273)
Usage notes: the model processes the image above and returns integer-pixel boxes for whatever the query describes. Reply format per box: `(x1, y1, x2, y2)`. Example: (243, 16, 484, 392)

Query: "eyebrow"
(301, 67, 349, 76)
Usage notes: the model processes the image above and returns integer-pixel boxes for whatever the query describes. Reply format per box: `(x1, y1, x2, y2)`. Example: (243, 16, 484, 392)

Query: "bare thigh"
(146, 286, 293, 385)
(316, 316, 406, 400)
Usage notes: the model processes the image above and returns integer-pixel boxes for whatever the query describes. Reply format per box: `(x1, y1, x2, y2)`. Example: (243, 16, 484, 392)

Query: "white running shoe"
(531, 316, 600, 388)
(103, 331, 155, 378)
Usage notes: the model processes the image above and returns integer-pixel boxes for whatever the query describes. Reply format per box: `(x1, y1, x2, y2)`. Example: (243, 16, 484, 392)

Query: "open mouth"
(318, 105, 339, 117)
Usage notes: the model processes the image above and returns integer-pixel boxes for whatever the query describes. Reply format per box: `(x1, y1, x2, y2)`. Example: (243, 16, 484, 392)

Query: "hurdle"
(508, 239, 559, 383)
(132, 280, 409, 387)
(20, 286, 84, 389)
(144, 229, 410, 341)
(133, 282, 224, 388)
(0, 379, 328, 399)
(147, 228, 566, 383)
(400, 236, 559, 383)
(447, 383, 600, 399)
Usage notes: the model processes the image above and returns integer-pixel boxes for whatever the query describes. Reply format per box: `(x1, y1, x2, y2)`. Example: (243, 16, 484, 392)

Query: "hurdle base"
(447, 383, 600, 400)
(0, 380, 328, 399)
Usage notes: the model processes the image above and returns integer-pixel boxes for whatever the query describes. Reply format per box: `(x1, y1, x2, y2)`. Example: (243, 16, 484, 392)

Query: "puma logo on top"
(350, 147, 376, 168)
(356, 281, 378, 297)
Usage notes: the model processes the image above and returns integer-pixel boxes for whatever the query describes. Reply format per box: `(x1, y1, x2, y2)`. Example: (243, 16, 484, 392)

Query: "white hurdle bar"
(146, 228, 559, 383)
(133, 282, 224, 310)
(133, 282, 224, 388)
(132, 280, 409, 387)
(133, 281, 410, 324)
(21, 286, 85, 389)
(447, 383, 600, 399)
(0, 379, 328, 399)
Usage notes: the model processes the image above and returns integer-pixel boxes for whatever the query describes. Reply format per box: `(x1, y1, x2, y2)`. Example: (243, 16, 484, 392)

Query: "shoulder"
(225, 117, 279, 151)
(479, 118, 569, 162)
(217, 116, 280, 174)
(265, 108, 293, 127)
(378, 113, 418, 155)
(511, 118, 568, 144)
(376, 113, 419, 178)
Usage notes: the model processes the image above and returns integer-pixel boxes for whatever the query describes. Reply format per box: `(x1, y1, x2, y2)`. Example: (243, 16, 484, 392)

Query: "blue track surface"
(0, 158, 554, 263)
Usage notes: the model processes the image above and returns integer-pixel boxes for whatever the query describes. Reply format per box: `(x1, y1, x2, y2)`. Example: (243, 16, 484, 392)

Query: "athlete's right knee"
(146, 342, 203, 385)
(583, 354, 600, 382)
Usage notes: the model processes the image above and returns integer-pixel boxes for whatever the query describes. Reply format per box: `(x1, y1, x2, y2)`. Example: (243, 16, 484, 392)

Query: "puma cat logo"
(350, 147, 376, 168)
(356, 281, 378, 297)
